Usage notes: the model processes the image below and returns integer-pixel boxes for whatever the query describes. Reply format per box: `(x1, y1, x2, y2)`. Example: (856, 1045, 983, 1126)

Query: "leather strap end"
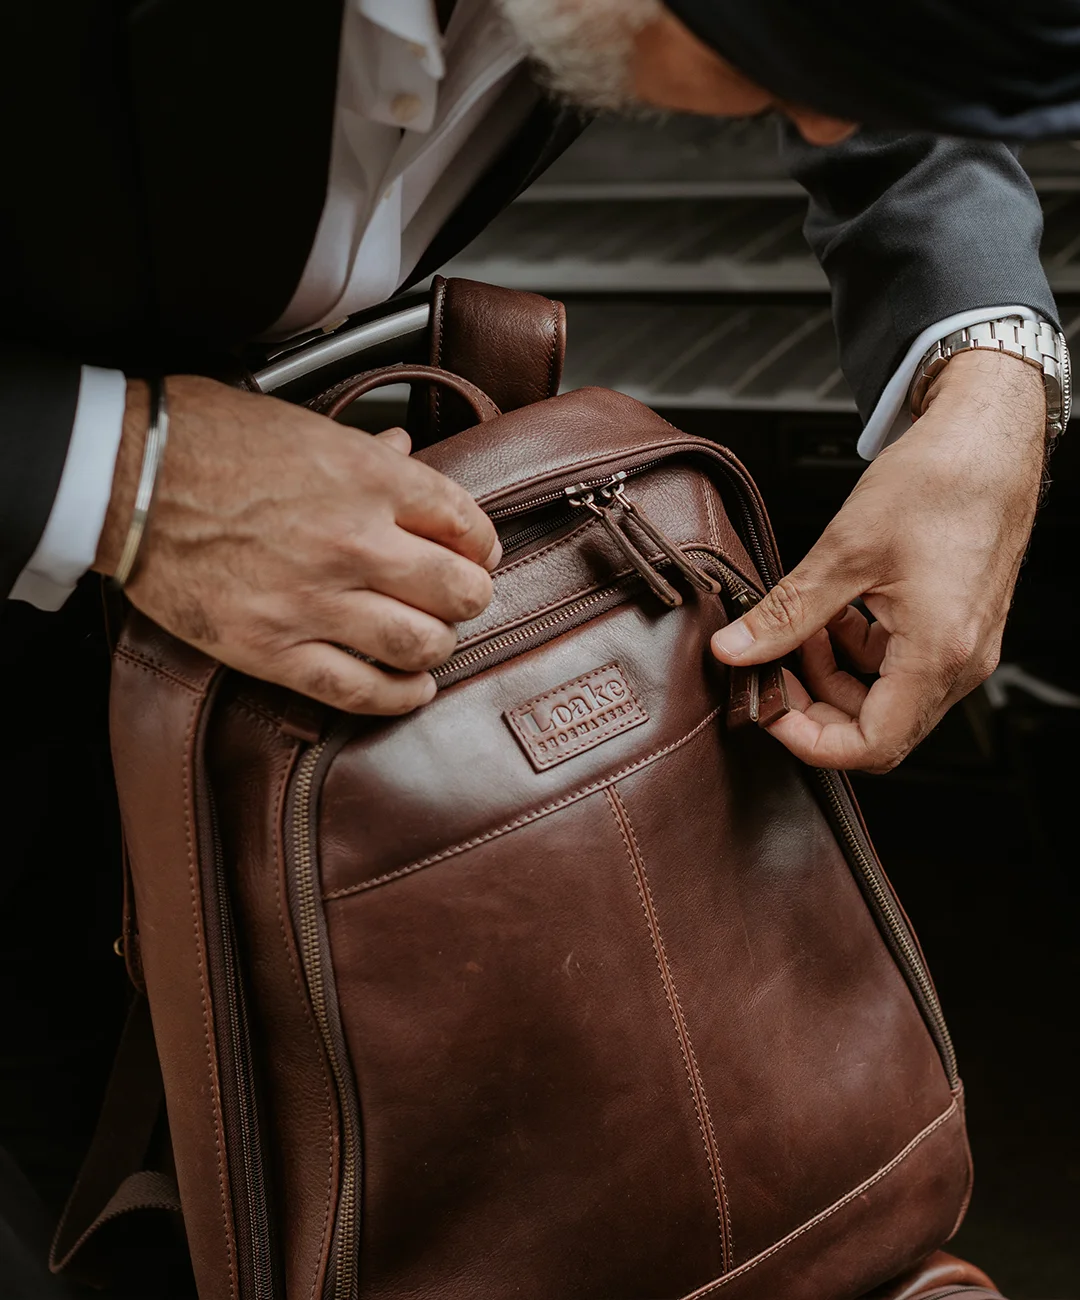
(726, 662, 790, 730)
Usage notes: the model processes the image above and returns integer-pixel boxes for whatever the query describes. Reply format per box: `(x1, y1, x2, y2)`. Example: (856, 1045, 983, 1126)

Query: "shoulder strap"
(50, 994, 181, 1287)
(410, 276, 566, 446)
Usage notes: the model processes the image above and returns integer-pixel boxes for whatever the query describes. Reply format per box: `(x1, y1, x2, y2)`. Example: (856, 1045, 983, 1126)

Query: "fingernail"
(484, 538, 503, 572)
(712, 621, 755, 658)
(420, 676, 437, 704)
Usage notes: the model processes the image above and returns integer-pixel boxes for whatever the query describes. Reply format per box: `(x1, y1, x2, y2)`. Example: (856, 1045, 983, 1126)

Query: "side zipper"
(198, 779, 278, 1299)
(814, 770, 959, 1087)
(284, 740, 363, 1300)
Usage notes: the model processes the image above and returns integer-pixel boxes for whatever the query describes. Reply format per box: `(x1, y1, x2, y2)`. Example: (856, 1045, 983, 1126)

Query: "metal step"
(560, 301, 849, 411)
(556, 300, 1080, 414)
(445, 191, 1080, 295)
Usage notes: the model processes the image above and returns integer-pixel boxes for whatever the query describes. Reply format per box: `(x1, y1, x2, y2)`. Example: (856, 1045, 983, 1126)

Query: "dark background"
(438, 117, 1080, 1299)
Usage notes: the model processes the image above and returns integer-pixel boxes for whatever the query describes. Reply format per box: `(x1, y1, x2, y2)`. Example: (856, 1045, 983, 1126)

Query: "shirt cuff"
(857, 305, 1042, 461)
(8, 365, 127, 610)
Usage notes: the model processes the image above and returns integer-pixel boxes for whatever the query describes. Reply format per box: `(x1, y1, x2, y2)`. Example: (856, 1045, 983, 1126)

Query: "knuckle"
(974, 646, 1001, 684)
(756, 579, 806, 635)
(444, 563, 493, 622)
(338, 679, 379, 714)
(935, 632, 980, 685)
(381, 616, 455, 671)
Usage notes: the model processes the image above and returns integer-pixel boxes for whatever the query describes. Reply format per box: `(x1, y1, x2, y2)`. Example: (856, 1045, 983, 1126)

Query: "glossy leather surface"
(108, 283, 974, 1300)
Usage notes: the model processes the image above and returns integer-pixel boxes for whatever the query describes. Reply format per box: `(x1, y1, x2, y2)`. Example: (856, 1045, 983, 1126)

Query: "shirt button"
(391, 92, 422, 125)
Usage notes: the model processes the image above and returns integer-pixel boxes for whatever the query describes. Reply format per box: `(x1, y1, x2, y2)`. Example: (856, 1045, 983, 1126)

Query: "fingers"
(364, 525, 495, 624)
(321, 589, 457, 672)
(766, 653, 947, 773)
(275, 642, 437, 716)
(711, 543, 862, 668)
(797, 628, 869, 717)
(826, 605, 888, 676)
(392, 455, 502, 572)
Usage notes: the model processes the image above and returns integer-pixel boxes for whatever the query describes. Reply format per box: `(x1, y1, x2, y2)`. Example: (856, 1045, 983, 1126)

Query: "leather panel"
(325, 795, 726, 1299)
(109, 641, 238, 1300)
(317, 595, 728, 899)
(863, 1251, 997, 1300)
(613, 733, 957, 1262)
(207, 684, 339, 1300)
(677, 1102, 970, 1300)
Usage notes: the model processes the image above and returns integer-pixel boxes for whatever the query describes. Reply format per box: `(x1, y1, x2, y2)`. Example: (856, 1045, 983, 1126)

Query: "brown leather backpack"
(65, 281, 973, 1300)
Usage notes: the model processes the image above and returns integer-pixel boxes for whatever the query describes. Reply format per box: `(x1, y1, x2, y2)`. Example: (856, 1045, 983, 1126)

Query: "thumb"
(375, 426, 412, 455)
(711, 557, 859, 666)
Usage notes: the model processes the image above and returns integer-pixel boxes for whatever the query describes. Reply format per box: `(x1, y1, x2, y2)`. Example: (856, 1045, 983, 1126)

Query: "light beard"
(496, 0, 664, 115)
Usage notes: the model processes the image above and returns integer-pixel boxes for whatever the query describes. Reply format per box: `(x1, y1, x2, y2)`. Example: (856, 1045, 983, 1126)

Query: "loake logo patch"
(505, 663, 649, 771)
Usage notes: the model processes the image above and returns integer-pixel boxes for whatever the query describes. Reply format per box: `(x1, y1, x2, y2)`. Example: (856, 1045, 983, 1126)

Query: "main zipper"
(289, 743, 361, 1300)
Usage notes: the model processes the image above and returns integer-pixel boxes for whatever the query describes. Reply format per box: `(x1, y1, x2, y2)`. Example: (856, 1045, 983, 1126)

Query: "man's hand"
(95, 376, 501, 714)
(711, 350, 1047, 772)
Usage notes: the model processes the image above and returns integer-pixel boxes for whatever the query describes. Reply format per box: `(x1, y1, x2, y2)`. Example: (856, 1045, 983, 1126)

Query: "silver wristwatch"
(909, 315, 1072, 438)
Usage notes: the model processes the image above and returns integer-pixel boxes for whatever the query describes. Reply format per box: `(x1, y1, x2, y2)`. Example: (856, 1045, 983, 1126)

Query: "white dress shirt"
(6, 0, 1042, 609)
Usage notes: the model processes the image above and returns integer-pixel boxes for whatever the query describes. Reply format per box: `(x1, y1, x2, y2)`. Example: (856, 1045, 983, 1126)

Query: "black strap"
(50, 994, 181, 1286)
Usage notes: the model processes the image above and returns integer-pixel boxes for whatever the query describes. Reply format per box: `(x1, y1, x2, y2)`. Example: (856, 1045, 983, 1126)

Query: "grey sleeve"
(782, 126, 1058, 419)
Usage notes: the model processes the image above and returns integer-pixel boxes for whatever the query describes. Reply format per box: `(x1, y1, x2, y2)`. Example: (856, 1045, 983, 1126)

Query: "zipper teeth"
(489, 454, 773, 591)
(292, 744, 360, 1300)
(432, 584, 628, 678)
(488, 458, 666, 518)
(817, 770, 959, 1087)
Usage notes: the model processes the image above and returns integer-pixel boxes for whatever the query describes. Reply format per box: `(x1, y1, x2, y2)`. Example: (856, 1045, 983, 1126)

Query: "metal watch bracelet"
(908, 315, 1071, 437)
(113, 377, 170, 587)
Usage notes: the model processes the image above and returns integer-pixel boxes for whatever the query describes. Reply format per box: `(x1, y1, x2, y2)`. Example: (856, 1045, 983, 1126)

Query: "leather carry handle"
(416, 276, 566, 444)
(312, 362, 502, 424)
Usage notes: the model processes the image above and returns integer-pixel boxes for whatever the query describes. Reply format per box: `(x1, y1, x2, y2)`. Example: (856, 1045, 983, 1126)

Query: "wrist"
(93, 378, 150, 577)
(923, 348, 1047, 449)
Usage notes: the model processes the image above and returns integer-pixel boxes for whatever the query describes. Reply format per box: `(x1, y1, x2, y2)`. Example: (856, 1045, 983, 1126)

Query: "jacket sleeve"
(782, 127, 1058, 420)
(0, 346, 82, 599)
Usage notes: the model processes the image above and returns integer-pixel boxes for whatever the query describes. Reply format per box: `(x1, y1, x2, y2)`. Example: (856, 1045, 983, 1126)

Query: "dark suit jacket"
(0, 1, 1058, 601)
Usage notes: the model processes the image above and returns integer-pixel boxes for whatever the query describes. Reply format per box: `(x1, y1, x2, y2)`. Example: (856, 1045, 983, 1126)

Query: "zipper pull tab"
(605, 475, 724, 597)
(566, 483, 683, 607)
(722, 585, 791, 730)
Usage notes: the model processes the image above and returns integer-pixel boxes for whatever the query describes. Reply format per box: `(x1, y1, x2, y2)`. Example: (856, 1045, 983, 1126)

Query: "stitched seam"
(433, 285, 446, 436)
(493, 518, 596, 579)
(702, 476, 720, 550)
(546, 299, 559, 397)
(267, 749, 336, 1300)
(230, 699, 284, 736)
(679, 1100, 961, 1299)
(323, 704, 723, 899)
(181, 697, 238, 1300)
(115, 648, 205, 694)
(606, 787, 732, 1271)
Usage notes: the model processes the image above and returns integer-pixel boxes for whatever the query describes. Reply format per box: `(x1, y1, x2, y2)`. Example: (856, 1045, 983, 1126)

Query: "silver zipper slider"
(565, 482, 683, 607)
(603, 474, 724, 597)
